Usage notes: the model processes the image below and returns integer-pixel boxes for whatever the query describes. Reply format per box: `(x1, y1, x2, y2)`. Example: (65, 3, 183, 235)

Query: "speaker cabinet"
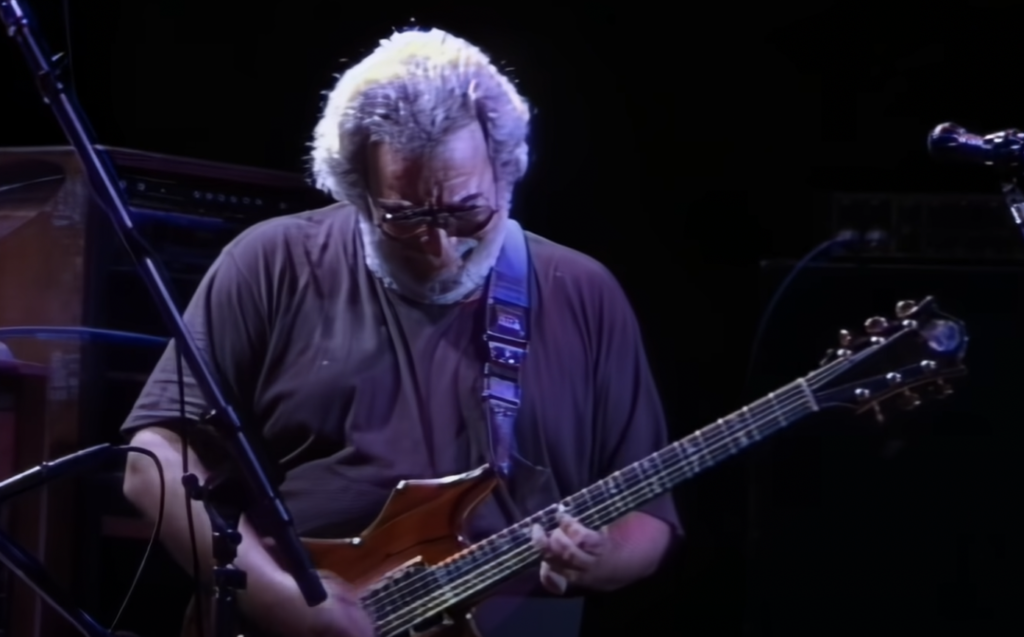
(747, 260, 1024, 637)
(0, 146, 329, 636)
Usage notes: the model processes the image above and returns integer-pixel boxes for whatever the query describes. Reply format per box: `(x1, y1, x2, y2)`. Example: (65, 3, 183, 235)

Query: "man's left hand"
(530, 509, 609, 595)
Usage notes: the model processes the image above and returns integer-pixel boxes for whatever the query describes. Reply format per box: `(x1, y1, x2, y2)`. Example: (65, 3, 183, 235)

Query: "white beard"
(357, 210, 508, 305)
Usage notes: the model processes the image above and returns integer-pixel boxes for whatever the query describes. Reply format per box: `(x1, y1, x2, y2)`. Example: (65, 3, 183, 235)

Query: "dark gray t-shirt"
(122, 204, 681, 636)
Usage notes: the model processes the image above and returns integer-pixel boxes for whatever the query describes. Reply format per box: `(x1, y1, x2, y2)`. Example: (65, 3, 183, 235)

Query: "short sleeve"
(120, 240, 268, 464)
(591, 270, 683, 538)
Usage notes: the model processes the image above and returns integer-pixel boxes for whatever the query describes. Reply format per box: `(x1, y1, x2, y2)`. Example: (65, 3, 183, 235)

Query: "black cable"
(740, 235, 859, 637)
(59, 4, 197, 633)
(742, 234, 863, 400)
(176, 348, 206, 637)
(109, 447, 165, 633)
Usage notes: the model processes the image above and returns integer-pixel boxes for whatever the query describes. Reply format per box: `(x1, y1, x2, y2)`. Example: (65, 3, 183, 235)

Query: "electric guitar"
(182, 297, 968, 637)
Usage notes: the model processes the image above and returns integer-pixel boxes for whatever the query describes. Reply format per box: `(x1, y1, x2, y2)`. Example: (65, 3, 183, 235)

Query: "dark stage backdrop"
(747, 261, 1024, 637)
(6, 1, 1024, 637)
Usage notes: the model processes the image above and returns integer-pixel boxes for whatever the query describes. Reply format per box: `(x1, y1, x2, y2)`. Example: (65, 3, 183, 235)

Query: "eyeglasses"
(371, 197, 497, 240)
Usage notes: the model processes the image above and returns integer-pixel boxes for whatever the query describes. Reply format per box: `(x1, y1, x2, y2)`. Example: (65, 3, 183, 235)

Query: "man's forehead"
(372, 121, 488, 164)
(370, 137, 491, 196)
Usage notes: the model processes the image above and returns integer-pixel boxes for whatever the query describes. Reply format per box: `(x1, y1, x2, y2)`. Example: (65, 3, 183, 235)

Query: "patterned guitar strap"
(482, 218, 531, 480)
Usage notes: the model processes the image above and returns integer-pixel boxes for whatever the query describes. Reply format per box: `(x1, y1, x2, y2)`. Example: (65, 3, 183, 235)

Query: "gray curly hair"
(310, 28, 531, 213)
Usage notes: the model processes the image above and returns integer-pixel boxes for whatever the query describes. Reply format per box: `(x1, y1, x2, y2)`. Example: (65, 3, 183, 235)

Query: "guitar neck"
(565, 379, 818, 530)
(368, 380, 820, 636)
(434, 380, 818, 596)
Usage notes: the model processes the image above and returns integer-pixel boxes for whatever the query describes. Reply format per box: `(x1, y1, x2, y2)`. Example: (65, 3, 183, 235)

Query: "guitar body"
(181, 465, 499, 637)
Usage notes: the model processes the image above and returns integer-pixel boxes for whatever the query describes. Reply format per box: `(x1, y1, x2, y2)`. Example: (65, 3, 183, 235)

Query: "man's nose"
(418, 227, 451, 257)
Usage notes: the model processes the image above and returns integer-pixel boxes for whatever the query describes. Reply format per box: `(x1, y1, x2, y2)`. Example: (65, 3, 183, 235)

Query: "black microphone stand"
(0, 3, 327, 637)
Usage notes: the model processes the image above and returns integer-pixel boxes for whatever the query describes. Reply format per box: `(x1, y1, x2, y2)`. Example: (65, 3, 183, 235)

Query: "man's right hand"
(303, 571, 375, 637)
(246, 569, 374, 637)
(122, 430, 374, 636)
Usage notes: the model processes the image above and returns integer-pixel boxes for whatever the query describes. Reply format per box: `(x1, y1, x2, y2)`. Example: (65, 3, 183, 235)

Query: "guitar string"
(368, 381, 821, 633)
(369, 381, 817, 630)
(372, 388, 815, 637)
(371, 347, 905, 630)
(375, 340, 947, 633)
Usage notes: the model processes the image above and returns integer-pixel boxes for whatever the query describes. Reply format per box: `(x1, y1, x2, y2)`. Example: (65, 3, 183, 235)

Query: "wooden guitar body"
(182, 465, 499, 637)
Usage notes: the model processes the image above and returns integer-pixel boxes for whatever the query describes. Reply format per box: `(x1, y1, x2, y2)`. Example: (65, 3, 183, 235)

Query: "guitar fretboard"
(366, 379, 819, 636)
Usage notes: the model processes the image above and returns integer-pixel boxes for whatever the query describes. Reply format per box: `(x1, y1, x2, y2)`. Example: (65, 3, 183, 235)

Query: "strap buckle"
(483, 368, 522, 406)
(486, 300, 528, 342)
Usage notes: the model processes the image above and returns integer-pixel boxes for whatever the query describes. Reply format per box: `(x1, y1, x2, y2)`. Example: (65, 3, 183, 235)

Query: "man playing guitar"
(120, 27, 680, 637)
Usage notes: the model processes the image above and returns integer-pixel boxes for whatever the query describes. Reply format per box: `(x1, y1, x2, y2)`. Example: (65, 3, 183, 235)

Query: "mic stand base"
(182, 473, 247, 637)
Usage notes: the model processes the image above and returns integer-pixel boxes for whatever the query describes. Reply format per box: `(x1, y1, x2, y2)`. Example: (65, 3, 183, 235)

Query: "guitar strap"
(481, 218, 531, 478)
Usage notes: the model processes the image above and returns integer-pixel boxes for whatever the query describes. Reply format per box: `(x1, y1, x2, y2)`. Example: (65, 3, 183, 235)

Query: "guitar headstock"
(807, 297, 967, 421)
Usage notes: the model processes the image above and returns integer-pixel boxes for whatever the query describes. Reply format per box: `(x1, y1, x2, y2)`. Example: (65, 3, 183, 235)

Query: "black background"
(5, 1, 1024, 635)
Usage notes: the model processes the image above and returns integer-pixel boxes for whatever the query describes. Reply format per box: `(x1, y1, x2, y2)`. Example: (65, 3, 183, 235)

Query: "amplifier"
(746, 260, 1024, 636)
(0, 146, 332, 636)
(831, 191, 1024, 260)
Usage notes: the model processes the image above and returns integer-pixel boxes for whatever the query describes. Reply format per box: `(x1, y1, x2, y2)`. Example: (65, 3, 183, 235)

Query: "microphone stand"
(0, 3, 328, 637)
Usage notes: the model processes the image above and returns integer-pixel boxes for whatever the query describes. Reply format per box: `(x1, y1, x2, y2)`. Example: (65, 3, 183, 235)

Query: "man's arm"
(585, 511, 673, 591)
(572, 263, 682, 590)
(532, 260, 682, 594)
(118, 229, 372, 637)
(122, 427, 314, 633)
(124, 426, 375, 637)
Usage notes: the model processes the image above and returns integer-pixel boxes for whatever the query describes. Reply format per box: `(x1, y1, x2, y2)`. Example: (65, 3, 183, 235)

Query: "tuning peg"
(839, 329, 853, 347)
(864, 317, 889, 334)
(895, 300, 917, 318)
(872, 403, 885, 423)
(900, 389, 922, 409)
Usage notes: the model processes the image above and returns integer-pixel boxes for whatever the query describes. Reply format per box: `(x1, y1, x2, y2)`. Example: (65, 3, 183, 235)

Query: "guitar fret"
(371, 379, 825, 636)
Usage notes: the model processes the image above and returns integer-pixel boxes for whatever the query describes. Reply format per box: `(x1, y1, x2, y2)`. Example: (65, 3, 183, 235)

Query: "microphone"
(928, 122, 1024, 244)
(0, 444, 125, 503)
(928, 122, 1024, 172)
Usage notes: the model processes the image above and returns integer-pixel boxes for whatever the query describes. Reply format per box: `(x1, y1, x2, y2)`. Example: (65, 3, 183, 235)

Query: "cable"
(742, 233, 864, 400)
(739, 231, 872, 637)
(0, 327, 168, 348)
(109, 446, 165, 634)
(176, 347, 206, 637)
